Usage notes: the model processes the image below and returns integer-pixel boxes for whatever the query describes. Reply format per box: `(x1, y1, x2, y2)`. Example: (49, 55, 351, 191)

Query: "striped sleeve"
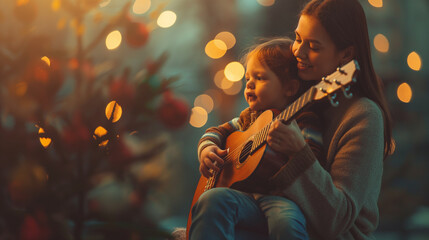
(197, 117, 241, 160)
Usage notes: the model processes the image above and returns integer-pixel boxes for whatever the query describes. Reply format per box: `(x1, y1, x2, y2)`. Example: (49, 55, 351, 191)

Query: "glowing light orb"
(407, 51, 422, 71)
(368, 0, 383, 8)
(205, 40, 227, 59)
(397, 82, 412, 103)
(157, 11, 176, 28)
(106, 30, 122, 50)
(189, 107, 208, 128)
(105, 101, 122, 122)
(374, 34, 389, 53)
(224, 61, 245, 82)
(215, 31, 236, 49)
(194, 94, 214, 113)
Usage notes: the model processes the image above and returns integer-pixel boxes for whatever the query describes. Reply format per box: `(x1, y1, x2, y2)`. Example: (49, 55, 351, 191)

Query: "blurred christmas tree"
(0, 0, 189, 239)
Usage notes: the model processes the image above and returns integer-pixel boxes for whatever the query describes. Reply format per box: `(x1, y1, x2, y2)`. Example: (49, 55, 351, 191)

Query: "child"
(189, 38, 324, 240)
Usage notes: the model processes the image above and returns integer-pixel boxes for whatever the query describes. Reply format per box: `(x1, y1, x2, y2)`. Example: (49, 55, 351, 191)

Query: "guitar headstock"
(312, 60, 360, 107)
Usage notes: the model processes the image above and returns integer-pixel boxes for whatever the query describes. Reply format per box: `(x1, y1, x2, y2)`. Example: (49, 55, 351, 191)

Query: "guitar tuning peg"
(337, 67, 346, 74)
(342, 85, 353, 99)
(322, 77, 331, 84)
(328, 93, 339, 107)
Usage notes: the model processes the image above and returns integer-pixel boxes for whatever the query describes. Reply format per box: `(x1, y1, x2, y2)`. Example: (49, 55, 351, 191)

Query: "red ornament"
(125, 21, 149, 48)
(20, 210, 52, 240)
(157, 92, 189, 129)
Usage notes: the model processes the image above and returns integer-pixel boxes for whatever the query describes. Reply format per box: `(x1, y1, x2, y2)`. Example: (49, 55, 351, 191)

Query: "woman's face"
(292, 15, 346, 81)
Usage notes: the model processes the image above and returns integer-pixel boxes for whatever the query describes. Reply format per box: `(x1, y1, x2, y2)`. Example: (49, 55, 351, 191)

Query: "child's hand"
(267, 119, 306, 156)
(199, 145, 228, 178)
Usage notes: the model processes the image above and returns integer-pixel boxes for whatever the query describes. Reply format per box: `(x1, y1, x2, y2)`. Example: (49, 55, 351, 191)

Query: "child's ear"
(284, 79, 300, 97)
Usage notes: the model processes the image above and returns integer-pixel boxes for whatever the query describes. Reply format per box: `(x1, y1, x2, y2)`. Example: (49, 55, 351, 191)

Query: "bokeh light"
(224, 61, 245, 82)
(41, 56, 51, 67)
(374, 34, 389, 53)
(194, 94, 214, 114)
(397, 82, 412, 103)
(38, 128, 51, 149)
(215, 31, 236, 50)
(407, 51, 422, 71)
(214, 70, 225, 88)
(16, 0, 29, 6)
(205, 40, 227, 59)
(157, 11, 176, 28)
(94, 126, 109, 147)
(105, 101, 122, 123)
(368, 0, 383, 8)
(223, 80, 243, 95)
(51, 0, 60, 11)
(106, 30, 122, 50)
(189, 107, 208, 128)
(99, 0, 111, 7)
(257, 0, 275, 7)
(220, 78, 234, 90)
(133, 0, 151, 14)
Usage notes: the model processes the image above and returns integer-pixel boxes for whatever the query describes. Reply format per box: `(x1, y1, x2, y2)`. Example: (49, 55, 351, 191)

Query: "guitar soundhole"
(239, 141, 253, 164)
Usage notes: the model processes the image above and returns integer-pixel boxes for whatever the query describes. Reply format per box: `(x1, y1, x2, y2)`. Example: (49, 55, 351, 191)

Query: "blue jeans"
(189, 187, 309, 240)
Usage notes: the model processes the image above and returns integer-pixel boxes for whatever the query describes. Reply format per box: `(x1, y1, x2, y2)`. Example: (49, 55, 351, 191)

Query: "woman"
(267, 0, 393, 239)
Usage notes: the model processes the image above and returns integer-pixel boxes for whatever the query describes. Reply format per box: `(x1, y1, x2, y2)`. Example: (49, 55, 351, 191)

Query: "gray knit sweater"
(269, 96, 384, 239)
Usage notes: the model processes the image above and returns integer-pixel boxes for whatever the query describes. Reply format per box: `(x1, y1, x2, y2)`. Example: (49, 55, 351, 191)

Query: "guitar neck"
(250, 87, 317, 153)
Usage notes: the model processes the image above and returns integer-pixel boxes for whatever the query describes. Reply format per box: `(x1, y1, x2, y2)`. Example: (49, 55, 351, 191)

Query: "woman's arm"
(269, 98, 384, 239)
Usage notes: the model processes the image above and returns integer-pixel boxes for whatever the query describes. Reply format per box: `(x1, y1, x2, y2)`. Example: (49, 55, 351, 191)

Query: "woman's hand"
(267, 119, 307, 156)
(199, 145, 228, 178)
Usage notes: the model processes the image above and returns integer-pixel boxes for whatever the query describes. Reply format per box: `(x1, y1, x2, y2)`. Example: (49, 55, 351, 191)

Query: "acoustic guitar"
(186, 59, 359, 239)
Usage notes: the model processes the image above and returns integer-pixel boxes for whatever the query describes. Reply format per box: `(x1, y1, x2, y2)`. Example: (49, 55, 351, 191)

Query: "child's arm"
(197, 108, 251, 177)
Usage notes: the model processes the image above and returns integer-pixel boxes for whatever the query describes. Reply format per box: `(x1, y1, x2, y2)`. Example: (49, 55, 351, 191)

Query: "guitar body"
(186, 110, 286, 239)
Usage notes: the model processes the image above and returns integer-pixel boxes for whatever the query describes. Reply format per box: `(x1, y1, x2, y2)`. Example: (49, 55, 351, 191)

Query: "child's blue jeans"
(189, 187, 309, 240)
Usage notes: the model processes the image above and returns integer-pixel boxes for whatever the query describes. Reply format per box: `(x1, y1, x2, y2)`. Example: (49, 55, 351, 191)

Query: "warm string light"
(407, 51, 422, 71)
(106, 30, 122, 50)
(194, 94, 214, 114)
(157, 10, 176, 28)
(397, 82, 412, 103)
(189, 107, 208, 128)
(374, 34, 389, 53)
(205, 40, 227, 59)
(224, 61, 245, 82)
(205, 31, 236, 59)
(105, 101, 122, 123)
(133, 0, 151, 14)
(368, 0, 383, 8)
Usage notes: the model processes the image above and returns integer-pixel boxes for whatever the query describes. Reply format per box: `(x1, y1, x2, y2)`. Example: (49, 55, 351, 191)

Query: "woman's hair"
(301, 0, 393, 159)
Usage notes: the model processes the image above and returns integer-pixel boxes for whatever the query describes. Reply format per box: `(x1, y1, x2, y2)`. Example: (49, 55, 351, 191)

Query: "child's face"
(244, 54, 289, 111)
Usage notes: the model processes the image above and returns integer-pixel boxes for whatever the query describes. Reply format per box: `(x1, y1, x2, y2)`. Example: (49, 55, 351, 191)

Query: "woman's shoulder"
(323, 96, 383, 137)
(345, 97, 383, 120)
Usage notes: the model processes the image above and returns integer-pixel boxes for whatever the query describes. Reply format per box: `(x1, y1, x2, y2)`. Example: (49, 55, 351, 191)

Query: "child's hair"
(241, 37, 298, 86)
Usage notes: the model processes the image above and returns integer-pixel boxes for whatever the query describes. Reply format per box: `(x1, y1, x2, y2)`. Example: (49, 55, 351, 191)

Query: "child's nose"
(246, 79, 255, 89)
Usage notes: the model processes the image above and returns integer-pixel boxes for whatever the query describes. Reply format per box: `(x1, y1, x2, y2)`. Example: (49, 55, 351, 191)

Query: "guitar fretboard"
(250, 87, 317, 153)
